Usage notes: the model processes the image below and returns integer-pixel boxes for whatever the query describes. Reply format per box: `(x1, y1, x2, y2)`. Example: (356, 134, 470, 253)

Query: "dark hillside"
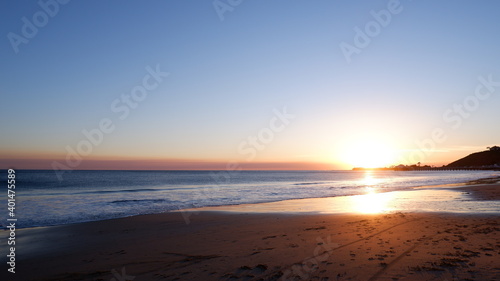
(447, 146, 500, 167)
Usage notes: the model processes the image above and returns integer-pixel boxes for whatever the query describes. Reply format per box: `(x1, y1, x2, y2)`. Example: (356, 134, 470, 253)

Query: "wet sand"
(1, 184, 499, 281)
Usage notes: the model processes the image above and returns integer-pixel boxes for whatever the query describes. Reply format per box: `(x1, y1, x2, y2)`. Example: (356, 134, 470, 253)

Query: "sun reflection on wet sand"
(186, 182, 500, 214)
(349, 189, 395, 214)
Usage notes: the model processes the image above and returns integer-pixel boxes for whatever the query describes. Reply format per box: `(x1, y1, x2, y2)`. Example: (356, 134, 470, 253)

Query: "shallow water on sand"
(191, 187, 500, 214)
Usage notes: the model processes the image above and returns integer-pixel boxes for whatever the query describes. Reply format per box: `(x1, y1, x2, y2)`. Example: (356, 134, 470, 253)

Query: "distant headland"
(353, 146, 500, 171)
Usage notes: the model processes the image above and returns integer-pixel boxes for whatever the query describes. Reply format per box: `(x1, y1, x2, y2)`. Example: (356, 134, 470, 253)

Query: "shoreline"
(176, 180, 500, 216)
(170, 175, 499, 215)
(10, 177, 500, 231)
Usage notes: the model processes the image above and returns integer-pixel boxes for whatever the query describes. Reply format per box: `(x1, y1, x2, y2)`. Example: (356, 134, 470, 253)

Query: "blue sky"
(1, 0, 500, 169)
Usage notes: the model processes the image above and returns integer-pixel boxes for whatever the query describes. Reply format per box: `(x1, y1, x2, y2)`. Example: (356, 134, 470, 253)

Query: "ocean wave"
(110, 199, 169, 204)
(293, 182, 330, 185)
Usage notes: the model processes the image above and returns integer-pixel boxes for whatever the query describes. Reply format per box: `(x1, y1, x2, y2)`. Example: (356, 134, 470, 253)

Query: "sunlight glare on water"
(350, 172, 395, 214)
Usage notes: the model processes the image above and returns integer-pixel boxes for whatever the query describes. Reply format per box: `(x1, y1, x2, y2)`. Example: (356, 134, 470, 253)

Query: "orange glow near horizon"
(0, 156, 338, 170)
(1, 141, 467, 171)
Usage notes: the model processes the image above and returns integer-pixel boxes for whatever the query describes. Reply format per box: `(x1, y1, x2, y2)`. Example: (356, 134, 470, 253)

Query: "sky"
(1, 0, 500, 170)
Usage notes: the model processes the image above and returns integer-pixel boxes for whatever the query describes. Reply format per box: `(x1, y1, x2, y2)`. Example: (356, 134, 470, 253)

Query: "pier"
(352, 167, 500, 171)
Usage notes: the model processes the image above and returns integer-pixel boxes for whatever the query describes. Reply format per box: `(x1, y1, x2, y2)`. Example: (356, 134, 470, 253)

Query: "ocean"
(2, 169, 500, 228)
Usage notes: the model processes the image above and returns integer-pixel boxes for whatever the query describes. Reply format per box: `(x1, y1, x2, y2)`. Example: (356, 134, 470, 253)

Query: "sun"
(341, 138, 396, 168)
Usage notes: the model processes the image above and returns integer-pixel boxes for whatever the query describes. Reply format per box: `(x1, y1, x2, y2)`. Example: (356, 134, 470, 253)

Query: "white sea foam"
(2, 170, 499, 228)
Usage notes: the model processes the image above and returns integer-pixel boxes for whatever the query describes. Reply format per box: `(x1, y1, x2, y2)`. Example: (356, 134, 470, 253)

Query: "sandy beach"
(2, 184, 499, 281)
